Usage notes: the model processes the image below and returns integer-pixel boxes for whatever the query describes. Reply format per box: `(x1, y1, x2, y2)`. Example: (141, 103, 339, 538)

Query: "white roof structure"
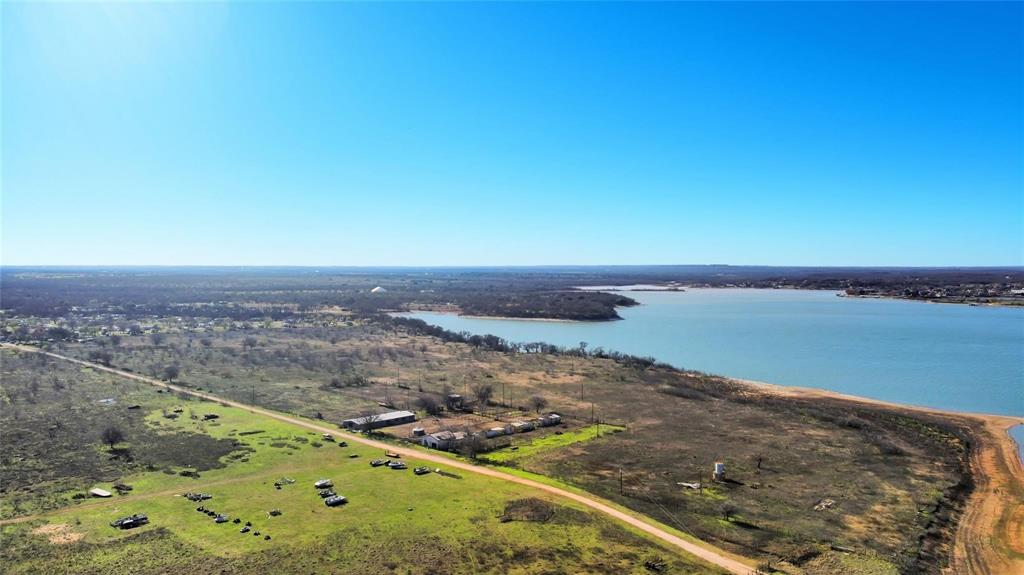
(342, 410, 415, 427)
(370, 286, 387, 293)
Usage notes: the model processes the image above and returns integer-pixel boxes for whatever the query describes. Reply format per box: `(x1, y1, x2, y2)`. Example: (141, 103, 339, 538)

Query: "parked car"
(318, 489, 336, 498)
(313, 479, 333, 489)
(413, 467, 431, 475)
(214, 514, 229, 523)
(388, 461, 407, 470)
(324, 495, 348, 507)
(370, 459, 386, 467)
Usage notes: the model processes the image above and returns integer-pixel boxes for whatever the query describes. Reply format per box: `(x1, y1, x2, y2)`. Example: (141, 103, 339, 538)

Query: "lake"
(402, 288, 1024, 418)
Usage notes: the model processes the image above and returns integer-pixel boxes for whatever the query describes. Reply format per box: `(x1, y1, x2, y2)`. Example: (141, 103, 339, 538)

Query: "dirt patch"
(32, 523, 83, 544)
(500, 498, 556, 523)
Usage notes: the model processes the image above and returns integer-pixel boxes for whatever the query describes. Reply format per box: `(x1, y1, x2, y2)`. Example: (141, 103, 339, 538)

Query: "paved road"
(2, 343, 756, 575)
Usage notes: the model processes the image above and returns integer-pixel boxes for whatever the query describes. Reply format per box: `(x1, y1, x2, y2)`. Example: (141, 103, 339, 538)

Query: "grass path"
(2, 343, 758, 575)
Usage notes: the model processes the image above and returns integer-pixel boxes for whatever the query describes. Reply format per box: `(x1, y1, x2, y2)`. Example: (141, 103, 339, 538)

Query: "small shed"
(421, 430, 467, 451)
(539, 413, 561, 427)
(484, 427, 506, 439)
(510, 421, 535, 433)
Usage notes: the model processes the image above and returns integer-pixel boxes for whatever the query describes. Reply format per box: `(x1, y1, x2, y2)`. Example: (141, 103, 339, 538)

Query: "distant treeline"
(379, 314, 668, 370)
(2, 266, 1020, 319)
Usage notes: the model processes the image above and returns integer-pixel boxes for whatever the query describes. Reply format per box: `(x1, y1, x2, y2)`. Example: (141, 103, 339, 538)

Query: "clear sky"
(3, 1, 1022, 266)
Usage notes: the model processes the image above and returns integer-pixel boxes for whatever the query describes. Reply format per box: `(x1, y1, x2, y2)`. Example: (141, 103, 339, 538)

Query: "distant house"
(421, 430, 467, 451)
(370, 286, 388, 294)
(341, 410, 416, 431)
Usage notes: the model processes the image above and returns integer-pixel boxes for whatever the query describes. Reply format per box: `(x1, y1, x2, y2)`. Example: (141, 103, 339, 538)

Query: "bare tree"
(358, 411, 382, 432)
(416, 394, 442, 416)
(163, 364, 181, 382)
(719, 502, 738, 522)
(88, 350, 114, 366)
(528, 394, 549, 413)
(101, 426, 125, 449)
(458, 433, 486, 460)
(472, 383, 494, 406)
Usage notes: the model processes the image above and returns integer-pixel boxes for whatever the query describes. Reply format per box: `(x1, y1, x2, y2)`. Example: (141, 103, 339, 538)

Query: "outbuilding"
(539, 413, 562, 427)
(484, 427, 507, 438)
(510, 421, 535, 433)
(421, 430, 467, 451)
(342, 410, 416, 431)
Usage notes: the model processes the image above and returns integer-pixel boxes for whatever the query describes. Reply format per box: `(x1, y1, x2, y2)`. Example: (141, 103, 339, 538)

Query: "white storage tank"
(713, 461, 725, 482)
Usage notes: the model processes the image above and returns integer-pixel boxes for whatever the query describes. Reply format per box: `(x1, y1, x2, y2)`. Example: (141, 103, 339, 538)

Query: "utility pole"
(619, 467, 623, 495)
(591, 402, 595, 424)
(251, 384, 255, 405)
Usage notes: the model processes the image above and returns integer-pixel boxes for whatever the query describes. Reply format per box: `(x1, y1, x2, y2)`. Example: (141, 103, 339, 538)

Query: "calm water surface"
(403, 289, 1024, 418)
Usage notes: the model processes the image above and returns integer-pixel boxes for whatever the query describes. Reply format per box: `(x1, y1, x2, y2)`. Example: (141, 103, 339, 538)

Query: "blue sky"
(3, 1, 1022, 266)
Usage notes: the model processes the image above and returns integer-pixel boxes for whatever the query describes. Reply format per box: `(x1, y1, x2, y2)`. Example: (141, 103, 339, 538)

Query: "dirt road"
(1, 344, 757, 575)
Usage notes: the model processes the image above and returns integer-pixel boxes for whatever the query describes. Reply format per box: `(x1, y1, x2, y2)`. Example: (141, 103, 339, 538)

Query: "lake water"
(402, 289, 1024, 419)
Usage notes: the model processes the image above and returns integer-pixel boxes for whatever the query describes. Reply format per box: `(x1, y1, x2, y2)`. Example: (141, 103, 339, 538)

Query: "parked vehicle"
(413, 466, 431, 475)
(370, 459, 386, 467)
(318, 489, 336, 498)
(388, 461, 407, 470)
(110, 514, 149, 529)
(214, 514, 229, 523)
(313, 479, 333, 489)
(324, 495, 348, 507)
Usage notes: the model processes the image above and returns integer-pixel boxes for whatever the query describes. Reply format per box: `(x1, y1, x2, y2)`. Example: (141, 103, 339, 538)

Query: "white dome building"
(370, 286, 387, 294)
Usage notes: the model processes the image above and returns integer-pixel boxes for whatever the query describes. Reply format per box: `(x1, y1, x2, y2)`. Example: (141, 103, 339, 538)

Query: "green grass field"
(482, 424, 627, 464)
(0, 351, 726, 574)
